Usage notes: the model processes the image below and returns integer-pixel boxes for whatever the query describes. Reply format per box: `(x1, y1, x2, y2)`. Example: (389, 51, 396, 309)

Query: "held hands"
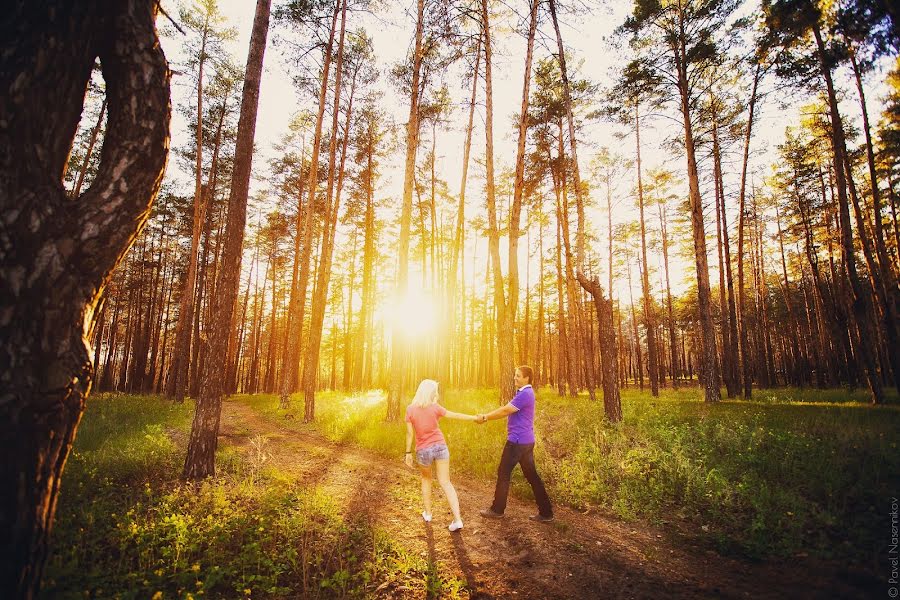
(474, 413, 487, 424)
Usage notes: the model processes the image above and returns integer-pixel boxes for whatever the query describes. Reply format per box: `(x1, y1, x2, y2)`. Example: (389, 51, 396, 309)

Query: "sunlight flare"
(385, 288, 439, 340)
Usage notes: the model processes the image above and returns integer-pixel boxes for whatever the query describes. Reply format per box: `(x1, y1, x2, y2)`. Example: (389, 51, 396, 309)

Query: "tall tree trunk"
(303, 6, 352, 421)
(71, 97, 107, 198)
(169, 20, 211, 403)
(845, 50, 900, 389)
(549, 0, 596, 396)
(577, 274, 621, 421)
(634, 101, 659, 396)
(812, 23, 883, 404)
(737, 64, 760, 398)
(711, 107, 735, 397)
(658, 201, 679, 386)
(483, 0, 536, 403)
(447, 34, 481, 390)
(0, 2, 169, 594)
(674, 28, 719, 403)
(280, 0, 340, 410)
(386, 0, 425, 420)
(184, 0, 270, 478)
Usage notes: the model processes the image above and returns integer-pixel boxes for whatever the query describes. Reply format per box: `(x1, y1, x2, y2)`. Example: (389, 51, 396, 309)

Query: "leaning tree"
(0, 1, 170, 597)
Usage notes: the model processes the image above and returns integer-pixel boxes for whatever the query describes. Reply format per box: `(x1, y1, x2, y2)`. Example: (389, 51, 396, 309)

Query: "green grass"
(239, 385, 900, 561)
(43, 394, 466, 599)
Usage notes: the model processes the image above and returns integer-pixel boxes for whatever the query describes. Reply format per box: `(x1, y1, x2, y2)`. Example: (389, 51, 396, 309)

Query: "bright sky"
(155, 0, 895, 315)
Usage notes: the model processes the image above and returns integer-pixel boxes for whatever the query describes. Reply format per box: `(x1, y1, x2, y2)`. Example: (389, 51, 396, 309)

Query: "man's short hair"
(516, 365, 534, 384)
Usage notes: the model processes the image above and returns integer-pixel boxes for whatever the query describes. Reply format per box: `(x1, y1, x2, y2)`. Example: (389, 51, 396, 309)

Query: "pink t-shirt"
(405, 403, 448, 450)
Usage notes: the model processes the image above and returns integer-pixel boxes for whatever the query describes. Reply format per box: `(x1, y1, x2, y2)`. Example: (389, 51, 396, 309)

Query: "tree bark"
(577, 273, 621, 422)
(812, 22, 883, 403)
(184, 0, 270, 479)
(0, 1, 169, 595)
(169, 19, 211, 403)
(674, 23, 719, 402)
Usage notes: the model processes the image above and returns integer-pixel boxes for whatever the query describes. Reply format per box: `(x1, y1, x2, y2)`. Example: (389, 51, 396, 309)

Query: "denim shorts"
(416, 443, 450, 467)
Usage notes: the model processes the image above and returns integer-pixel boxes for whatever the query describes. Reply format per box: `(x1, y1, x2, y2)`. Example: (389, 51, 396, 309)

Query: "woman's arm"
(405, 422, 415, 467)
(444, 410, 477, 421)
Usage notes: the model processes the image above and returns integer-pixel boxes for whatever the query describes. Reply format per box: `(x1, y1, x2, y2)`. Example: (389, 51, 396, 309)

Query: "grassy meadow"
(43, 386, 898, 597)
(239, 385, 900, 561)
(43, 394, 462, 599)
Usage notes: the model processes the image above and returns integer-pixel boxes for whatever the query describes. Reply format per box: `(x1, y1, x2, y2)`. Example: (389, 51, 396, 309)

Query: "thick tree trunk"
(184, 0, 270, 479)
(0, 2, 169, 595)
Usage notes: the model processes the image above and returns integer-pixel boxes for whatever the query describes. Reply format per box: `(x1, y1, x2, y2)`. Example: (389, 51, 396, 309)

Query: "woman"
(404, 379, 476, 532)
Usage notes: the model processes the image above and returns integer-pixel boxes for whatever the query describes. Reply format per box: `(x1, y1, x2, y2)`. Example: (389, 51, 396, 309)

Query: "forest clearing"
(42, 390, 895, 598)
(2, 0, 900, 597)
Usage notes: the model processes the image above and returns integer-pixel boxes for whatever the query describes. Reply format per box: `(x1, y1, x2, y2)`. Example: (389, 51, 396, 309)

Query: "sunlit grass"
(239, 385, 900, 561)
(45, 394, 466, 599)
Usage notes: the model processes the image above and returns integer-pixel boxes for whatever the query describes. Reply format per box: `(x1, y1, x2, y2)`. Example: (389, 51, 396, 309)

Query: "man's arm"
(478, 403, 519, 423)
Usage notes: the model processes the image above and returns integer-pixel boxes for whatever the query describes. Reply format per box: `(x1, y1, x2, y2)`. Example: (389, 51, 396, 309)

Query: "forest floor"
(219, 399, 881, 599)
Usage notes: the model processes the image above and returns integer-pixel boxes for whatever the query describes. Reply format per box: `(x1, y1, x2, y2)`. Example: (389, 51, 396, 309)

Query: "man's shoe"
(479, 508, 504, 519)
(529, 513, 554, 523)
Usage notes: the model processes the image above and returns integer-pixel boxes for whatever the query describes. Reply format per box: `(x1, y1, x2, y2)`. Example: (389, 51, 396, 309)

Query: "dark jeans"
(490, 440, 553, 517)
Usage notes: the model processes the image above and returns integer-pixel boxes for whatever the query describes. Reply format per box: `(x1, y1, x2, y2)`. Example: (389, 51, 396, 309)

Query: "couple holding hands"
(403, 365, 554, 533)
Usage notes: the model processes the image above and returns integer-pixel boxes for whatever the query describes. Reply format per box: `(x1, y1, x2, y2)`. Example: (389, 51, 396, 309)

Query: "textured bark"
(184, 0, 270, 479)
(577, 273, 621, 422)
(0, 1, 170, 595)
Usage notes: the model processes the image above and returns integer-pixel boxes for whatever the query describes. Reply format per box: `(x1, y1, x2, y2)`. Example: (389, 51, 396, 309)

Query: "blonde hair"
(409, 379, 439, 408)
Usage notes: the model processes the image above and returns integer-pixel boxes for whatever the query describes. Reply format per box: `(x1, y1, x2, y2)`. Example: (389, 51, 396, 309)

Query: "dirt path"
(219, 400, 878, 599)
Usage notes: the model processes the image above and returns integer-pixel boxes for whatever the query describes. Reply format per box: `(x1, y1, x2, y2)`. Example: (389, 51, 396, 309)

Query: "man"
(476, 365, 554, 522)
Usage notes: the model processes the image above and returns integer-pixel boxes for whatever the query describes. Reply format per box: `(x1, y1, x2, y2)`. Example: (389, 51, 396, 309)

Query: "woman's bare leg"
(435, 459, 461, 522)
(419, 464, 433, 516)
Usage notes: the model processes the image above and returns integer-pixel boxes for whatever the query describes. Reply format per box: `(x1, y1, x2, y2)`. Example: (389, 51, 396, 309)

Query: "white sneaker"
(448, 519, 463, 532)
(422, 511, 432, 523)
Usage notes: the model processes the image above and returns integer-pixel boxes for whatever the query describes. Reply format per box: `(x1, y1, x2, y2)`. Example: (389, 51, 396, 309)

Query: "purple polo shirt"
(507, 384, 536, 444)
